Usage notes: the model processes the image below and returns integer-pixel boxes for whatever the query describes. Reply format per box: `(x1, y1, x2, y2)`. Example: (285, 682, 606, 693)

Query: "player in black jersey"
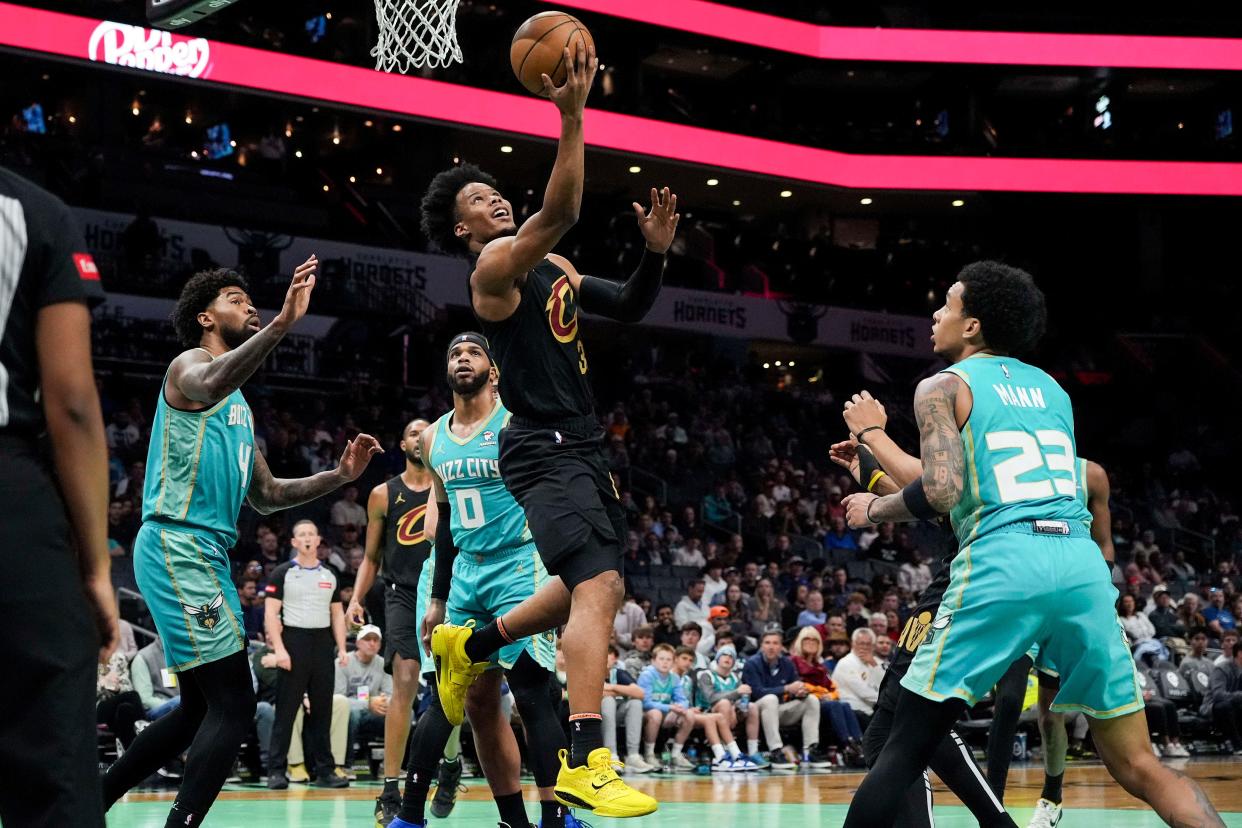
(830, 391, 1014, 828)
(418, 43, 675, 817)
(347, 419, 441, 824)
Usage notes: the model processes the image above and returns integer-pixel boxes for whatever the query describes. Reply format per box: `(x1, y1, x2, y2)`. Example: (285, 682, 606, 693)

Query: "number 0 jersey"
(941, 354, 1091, 545)
(428, 400, 532, 555)
(141, 357, 255, 551)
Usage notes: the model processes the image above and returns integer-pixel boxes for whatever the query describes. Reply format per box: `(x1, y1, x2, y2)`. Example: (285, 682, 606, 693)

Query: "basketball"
(510, 11, 594, 96)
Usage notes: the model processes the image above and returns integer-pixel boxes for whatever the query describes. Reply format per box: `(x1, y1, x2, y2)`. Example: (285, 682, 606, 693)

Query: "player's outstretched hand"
(542, 42, 597, 116)
(337, 433, 383, 482)
(843, 492, 879, 529)
(829, 438, 862, 482)
(634, 187, 680, 254)
(275, 254, 318, 330)
(843, 390, 886, 436)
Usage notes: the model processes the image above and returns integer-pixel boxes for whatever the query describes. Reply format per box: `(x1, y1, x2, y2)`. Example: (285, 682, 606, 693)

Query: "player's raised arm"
(557, 186, 680, 324)
(473, 45, 597, 293)
(172, 256, 318, 406)
(247, 434, 382, 515)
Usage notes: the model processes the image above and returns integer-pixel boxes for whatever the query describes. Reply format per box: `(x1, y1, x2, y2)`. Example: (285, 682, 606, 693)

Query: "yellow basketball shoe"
(430, 622, 487, 726)
(554, 748, 659, 818)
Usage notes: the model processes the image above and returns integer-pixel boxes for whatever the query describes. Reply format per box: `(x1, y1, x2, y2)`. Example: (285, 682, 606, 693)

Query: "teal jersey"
(428, 400, 531, 554)
(941, 354, 1090, 544)
(142, 363, 255, 550)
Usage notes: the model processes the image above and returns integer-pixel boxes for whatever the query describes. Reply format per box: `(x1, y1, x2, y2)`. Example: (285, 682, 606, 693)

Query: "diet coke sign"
(88, 21, 211, 78)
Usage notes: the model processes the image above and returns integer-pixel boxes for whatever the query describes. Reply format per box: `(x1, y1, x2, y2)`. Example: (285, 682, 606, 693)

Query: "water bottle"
(737, 694, 750, 714)
(661, 741, 672, 771)
(1012, 732, 1028, 761)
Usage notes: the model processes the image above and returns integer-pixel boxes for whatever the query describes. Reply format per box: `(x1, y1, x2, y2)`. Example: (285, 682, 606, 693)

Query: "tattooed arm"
(845, 373, 966, 526)
(247, 434, 382, 515)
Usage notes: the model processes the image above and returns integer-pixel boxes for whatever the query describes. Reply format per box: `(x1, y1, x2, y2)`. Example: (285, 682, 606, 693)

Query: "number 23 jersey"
(427, 400, 532, 555)
(940, 353, 1091, 545)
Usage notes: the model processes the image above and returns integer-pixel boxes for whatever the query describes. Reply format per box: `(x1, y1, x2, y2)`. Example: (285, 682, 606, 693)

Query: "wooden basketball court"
(108, 757, 1242, 826)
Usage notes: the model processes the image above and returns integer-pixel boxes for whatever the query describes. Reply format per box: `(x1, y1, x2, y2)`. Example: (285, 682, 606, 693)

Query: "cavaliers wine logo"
(396, 504, 427, 545)
(545, 275, 579, 344)
(897, 610, 934, 653)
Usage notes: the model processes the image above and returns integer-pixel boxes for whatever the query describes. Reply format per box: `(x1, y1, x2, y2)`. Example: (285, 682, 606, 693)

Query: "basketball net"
(372, 0, 463, 73)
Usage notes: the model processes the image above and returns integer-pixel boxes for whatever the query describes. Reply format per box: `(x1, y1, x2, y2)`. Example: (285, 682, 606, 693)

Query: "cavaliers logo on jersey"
(396, 503, 427, 546)
(545, 274, 579, 344)
(897, 610, 934, 654)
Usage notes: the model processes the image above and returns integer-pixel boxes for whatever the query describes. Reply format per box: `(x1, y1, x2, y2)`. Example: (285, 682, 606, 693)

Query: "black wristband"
(865, 497, 879, 525)
(856, 425, 884, 444)
(857, 444, 883, 490)
(901, 479, 942, 521)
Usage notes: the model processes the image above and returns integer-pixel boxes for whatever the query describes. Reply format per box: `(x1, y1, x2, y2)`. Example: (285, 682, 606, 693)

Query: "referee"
(0, 166, 119, 827)
(264, 518, 350, 789)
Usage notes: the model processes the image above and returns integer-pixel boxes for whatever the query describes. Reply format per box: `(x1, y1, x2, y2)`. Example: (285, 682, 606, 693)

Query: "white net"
(372, 0, 463, 73)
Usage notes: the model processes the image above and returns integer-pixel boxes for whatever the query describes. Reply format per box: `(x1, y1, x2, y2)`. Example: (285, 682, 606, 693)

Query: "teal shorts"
(447, 541, 557, 673)
(133, 523, 246, 673)
(901, 522, 1143, 719)
(1025, 642, 1060, 678)
(416, 557, 436, 677)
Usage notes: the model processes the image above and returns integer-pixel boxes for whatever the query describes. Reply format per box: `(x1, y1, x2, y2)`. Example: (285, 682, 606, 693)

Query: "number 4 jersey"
(427, 400, 533, 554)
(141, 360, 255, 552)
(941, 353, 1091, 545)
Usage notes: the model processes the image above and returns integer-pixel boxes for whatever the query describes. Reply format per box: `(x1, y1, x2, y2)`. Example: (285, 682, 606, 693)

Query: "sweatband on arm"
(431, 500, 457, 601)
(901, 479, 942, 521)
(576, 250, 666, 323)
(857, 444, 886, 492)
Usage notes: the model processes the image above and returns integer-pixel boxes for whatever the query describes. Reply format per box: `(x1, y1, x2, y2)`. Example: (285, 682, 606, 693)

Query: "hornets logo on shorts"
(182, 593, 225, 631)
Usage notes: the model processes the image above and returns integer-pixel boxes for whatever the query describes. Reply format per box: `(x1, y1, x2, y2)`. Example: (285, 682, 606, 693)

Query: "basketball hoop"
(372, 0, 463, 73)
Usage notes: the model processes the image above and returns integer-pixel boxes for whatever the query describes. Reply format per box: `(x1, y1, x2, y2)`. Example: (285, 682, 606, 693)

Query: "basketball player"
(831, 401, 1019, 828)
(348, 418, 465, 825)
(100, 261, 382, 828)
(983, 457, 1115, 828)
(840, 262, 1222, 827)
(390, 332, 574, 828)
(419, 44, 673, 817)
(834, 397, 1113, 827)
(0, 167, 118, 828)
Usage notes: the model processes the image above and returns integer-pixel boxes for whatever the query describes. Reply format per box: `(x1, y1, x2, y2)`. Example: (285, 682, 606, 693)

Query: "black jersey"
(0, 167, 104, 437)
(884, 522, 958, 684)
(477, 258, 595, 423)
(382, 476, 430, 589)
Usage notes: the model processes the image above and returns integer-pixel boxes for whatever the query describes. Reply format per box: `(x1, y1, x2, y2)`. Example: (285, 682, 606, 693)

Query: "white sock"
(671, 743, 684, 758)
(725, 741, 741, 758)
(711, 744, 725, 760)
(747, 739, 759, 755)
(643, 742, 656, 759)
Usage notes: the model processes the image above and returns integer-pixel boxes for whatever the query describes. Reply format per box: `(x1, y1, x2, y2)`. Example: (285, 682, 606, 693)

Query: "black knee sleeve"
(507, 653, 567, 788)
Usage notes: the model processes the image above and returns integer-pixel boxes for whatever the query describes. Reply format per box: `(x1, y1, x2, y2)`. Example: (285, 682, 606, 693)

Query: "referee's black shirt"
(0, 167, 104, 437)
